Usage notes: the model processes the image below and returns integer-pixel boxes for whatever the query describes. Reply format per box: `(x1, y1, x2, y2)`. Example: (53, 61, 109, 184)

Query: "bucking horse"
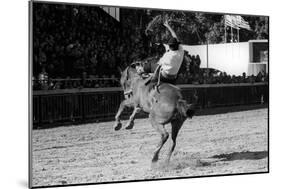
(113, 58, 198, 165)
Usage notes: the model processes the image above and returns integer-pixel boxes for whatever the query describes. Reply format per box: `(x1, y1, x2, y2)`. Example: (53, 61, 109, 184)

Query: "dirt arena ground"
(32, 108, 268, 187)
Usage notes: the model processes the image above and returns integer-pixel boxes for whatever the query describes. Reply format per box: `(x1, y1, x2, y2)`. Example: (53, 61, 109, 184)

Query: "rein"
(124, 89, 133, 96)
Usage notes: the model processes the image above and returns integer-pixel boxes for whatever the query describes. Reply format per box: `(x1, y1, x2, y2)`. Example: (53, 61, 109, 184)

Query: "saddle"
(144, 68, 177, 93)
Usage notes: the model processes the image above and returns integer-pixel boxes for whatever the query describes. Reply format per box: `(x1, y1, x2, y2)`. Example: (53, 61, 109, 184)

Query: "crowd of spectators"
(33, 3, 268, 91)
(33, 58, 268, 90)
(177, 69, 268, 85)
(33, 3, 149, 79)
(176, 52, 268, 85)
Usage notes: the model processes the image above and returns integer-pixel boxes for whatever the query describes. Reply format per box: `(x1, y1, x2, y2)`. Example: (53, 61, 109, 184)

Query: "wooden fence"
(32, 83, 268, 129)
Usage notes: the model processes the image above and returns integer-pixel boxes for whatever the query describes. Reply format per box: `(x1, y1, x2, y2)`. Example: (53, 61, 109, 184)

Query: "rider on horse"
(145, 19, 184, 86)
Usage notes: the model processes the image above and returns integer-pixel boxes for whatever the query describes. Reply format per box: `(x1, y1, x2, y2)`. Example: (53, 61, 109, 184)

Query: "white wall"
(183, 42, 250, 76)
(182, 44, 208, 67)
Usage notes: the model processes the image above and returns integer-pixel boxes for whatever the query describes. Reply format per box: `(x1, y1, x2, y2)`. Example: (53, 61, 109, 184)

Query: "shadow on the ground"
(152, 151, 268, 171)
(211, 151, 268, 161)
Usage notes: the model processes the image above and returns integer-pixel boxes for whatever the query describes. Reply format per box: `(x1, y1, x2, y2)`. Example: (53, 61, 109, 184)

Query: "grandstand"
(32, 2, 268, 91)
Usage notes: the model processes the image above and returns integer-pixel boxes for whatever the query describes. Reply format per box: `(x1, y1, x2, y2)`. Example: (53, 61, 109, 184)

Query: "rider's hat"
(168, 37, 180, 45)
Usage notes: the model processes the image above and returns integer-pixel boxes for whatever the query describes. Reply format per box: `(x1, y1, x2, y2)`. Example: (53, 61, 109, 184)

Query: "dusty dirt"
(32, 108, 268, 187)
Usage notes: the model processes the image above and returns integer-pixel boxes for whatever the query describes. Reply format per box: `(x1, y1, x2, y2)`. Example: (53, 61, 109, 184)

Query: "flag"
(238, 16, 251, 30)
(224, 15, 239, 29)
(224, 15, 251, 30)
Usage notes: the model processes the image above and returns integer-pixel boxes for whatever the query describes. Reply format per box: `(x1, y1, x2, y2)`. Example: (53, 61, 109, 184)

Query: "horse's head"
(120, 64, 139, 96)
(119, 56, 160, 96)
(130, 61, 145, 75)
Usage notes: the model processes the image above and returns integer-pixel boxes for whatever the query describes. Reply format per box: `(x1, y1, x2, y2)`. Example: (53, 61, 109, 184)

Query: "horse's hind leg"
(149, 113, 169, 163)
(165, 118, 184, 164)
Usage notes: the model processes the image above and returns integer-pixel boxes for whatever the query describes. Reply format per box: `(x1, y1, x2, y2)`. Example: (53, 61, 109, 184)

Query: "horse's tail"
(177, 99, 188, 118)
(177, 90, 198, 119)
(177, 99, 196, 119)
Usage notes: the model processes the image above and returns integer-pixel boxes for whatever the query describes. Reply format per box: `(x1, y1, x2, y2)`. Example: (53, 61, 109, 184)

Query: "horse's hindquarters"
(148, 84, 183, 123)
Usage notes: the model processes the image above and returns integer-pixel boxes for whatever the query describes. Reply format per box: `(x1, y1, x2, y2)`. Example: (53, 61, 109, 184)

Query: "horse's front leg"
(113, 100, 129, 131)
(125, 106, 141, 130)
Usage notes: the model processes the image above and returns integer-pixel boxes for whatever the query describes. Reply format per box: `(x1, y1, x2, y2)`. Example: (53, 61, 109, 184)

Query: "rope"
(154, 66, 162, 93)
(157, 68, 161, 86)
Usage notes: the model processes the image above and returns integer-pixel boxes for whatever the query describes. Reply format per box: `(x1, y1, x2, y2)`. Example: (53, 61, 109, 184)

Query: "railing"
(32, 83, 268, 129)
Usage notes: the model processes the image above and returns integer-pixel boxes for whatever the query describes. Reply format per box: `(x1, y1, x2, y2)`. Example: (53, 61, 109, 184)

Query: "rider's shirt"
(158, 44, 184, 76)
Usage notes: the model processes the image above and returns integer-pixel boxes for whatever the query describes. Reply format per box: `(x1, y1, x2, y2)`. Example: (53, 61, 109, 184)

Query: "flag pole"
(224, 16, 227, 43)
(237, 28, 240, 42)
(231, 25, 233, 42)
(230, 15, 233, 42)
(206, 35, 209, 71)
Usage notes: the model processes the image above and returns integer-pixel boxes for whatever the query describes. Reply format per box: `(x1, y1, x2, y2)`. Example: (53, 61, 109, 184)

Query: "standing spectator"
(38, 66, 48, 90)
(242, 72, 247, 83)
(184, 51, 192, 72)
(195, 55, 201, 68)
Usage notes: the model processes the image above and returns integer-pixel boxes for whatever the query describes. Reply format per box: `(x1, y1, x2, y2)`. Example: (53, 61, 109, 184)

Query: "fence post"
(38, 95, 42, 128)
(81, 92, 85, 123)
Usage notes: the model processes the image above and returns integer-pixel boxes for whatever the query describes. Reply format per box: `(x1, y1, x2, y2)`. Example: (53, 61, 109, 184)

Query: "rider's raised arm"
(163, 44, 169, 51)
(163, 20, 178, 40)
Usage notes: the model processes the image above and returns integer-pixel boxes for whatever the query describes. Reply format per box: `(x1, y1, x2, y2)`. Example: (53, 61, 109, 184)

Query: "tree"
(145, 11, 226, 45)
(145, 11, 268, 45)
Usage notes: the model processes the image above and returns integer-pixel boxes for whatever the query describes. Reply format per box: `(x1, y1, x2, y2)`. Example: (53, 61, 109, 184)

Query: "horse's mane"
(143, 55, 160, 63)
(131, 55, 159, 66)
(123, 65, 139, 81)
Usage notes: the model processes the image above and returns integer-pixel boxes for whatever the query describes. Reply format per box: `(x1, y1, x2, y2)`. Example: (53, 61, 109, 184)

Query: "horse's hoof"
(125, 122, 134, 130)
(114, 122, 122, 131)
(150, 161, 158, 170)
(151, 156, 158, 163)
